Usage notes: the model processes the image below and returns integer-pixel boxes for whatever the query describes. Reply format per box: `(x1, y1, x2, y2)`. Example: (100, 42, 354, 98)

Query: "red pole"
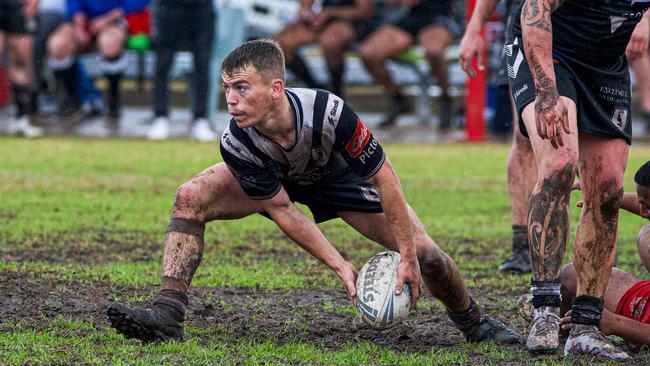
(0, 65, 8, 108)
(464, 0, 488, 142)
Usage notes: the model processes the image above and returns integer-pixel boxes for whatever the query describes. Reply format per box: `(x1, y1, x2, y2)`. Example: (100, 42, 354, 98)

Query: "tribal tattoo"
(528, 163, 574, 280)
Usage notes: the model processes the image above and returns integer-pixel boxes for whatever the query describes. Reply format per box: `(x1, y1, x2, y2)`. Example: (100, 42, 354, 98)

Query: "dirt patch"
(1, 270, 649, 364)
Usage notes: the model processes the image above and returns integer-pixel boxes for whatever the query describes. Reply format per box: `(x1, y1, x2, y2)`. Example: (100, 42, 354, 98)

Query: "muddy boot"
(448, 298, 521, 344)
(379, 94, 412, 129)
(516, 294, 534, 323)
(526, 306, 561, 353)
(564, 325, 629, 360)
(107, 289, 186, 342)
(499, 225, 531, 274)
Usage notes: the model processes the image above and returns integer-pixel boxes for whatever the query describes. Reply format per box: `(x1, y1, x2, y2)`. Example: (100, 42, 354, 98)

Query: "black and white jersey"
(220, 88, 386, 200)
(513, 0, 650, 65)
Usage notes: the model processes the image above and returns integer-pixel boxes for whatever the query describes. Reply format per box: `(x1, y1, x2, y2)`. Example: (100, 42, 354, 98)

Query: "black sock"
(11, 84, 36, 117)
(447, 297, 482, 334)
(392, 92, 406, 103)
(329, 64, 344, 97)
(512, 225, 528, 252)
(105, 72, 122, 114)
(530, 279, 561, 308)
(571, 295, 603, 326)
(287, 56, 321, 88)
(54, 66, 78, 103)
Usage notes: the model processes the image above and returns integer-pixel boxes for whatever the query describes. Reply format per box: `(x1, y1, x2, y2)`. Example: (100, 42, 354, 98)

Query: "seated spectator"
(46, 0, 148, 125)
(360, 0, 460, 130)
(146, 0, 217, 141)
(1, 0, 44, 137)
(274, 0, 373, 98)
(559, 161, 650, 352)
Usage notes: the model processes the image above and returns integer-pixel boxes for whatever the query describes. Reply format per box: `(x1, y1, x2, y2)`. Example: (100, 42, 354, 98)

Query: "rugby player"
(460, 0, 534, 274)
(508, 0, 650, 359)
(106, 39, 520, 346)
(560, 161, 650, 353)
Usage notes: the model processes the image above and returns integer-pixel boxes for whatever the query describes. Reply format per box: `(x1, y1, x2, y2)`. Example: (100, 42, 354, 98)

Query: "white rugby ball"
(355, 251, 411, 329)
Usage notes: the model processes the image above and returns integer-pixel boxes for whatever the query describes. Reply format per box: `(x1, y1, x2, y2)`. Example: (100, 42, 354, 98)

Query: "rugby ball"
(355, 251, 411, 329)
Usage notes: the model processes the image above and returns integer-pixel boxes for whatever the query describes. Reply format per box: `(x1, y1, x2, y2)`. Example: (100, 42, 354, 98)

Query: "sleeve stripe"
(361, 152, 386, 180)
(247, 181, 282, 200)
(227, 120, 274, 166)
(311, 90, 329, 149)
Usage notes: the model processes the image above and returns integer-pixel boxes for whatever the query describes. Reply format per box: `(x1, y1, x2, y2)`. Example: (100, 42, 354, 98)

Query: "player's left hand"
(534, 93, 570, 149)
(626, 16, 649, 61)
(395, 254, 420, 310)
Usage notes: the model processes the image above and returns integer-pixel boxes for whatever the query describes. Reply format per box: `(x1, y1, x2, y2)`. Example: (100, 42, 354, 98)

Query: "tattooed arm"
(521, 0, 569, 148)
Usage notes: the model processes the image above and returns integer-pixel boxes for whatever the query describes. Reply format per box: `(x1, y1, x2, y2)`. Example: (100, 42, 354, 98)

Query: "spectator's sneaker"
(147, 116, 171, 141)
(379, 97, 412, 129)
(107, 303, 184, 342)
(190, 118, 218, 142)
(463, 315, 521, 344)
(526, 306, 561, 353)
(12, 116, 44, 138)
(498, 247, 531, 274)
(564, 325, 629, 360)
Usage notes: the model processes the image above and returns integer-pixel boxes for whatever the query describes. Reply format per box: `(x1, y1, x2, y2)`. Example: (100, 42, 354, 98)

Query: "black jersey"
(513, 0, 650, 65)
(220, 88, 386, 200)
(323, 0, 355, 7)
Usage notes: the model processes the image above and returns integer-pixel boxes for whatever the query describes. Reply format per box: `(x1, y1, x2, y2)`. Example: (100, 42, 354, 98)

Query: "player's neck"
(255, 93, 296, 149)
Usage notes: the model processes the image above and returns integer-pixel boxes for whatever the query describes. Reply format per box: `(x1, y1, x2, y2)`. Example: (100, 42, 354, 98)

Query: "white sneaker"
(526, 306, 561, 354)
(13, 116, 44, 138)
(190, 118, 217, 142)
(147, 116, 170, 140)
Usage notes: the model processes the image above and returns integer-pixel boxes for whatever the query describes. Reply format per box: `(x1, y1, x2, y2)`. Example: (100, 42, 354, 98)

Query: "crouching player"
(106, 39, 520, 345)
(560, 161, 650, 352)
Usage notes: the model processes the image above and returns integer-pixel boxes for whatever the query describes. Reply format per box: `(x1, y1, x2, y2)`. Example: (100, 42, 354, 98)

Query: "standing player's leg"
(563, 134, 629, 359)
(339, 209, 521, 343)
(500, 94, 536, 274)
(96, 23, 126, 123)
(359, 25, 413, 128)
(417, 25, 453, 131)
(317, 21, 356, 98)
(520, 96, 579, 353)
(107, 163, 265, 341)
(630, 54, 650, 133)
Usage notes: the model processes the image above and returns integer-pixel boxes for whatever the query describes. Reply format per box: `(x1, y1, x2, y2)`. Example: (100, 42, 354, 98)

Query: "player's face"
(637, 184, 650, 219)
(222, 65, 275, 128)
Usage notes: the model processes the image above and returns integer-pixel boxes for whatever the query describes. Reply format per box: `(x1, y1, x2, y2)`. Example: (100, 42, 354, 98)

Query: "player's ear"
(271, 78, 284, 100)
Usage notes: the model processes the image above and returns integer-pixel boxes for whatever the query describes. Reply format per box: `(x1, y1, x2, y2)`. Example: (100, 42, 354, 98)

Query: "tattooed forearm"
(528, 50, 560, 115)
(528, 163, 574, 280)
(523, 0, 564, 32)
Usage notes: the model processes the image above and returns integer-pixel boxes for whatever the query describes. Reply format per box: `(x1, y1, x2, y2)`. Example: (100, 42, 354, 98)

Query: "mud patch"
(1, 270, 649, 364)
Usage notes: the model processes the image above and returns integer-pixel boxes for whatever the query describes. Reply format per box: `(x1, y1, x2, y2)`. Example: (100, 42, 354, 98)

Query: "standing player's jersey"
(513, 0, 650, 65)
(323, 0, 355, 7)
(408, 0, 453, 16)
(220, 88, 386, 200)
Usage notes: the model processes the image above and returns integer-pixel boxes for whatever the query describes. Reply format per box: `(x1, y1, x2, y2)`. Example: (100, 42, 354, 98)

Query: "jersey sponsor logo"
(345, 118, 371, 158)
(222, 133, 242, 154)
(611, 108, 628, 130)
(359, 186, 381, 203)
(358, 139, 379, 165)
(513, 84, 528, 101)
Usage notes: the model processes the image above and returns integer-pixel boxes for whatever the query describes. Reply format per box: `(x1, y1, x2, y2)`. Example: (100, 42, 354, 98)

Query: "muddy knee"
(172, 181, 210, 221)
(418, 244, 452, 279)
(597, 180, 624, 218)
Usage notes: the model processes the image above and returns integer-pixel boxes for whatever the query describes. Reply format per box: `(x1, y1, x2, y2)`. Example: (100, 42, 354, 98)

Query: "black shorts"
(0, 0, 28, 34)
(395, 14, 461, 39)
(506, 36, 632, 144)
(261, 172, 383, 223)
(497, 0, 520, 89)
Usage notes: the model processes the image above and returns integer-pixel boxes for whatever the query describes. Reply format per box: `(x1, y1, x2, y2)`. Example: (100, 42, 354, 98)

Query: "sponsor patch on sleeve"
(345, 118, 370, 158)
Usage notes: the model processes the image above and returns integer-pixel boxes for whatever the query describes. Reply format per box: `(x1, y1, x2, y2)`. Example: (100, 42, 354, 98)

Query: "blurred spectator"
(274, 0, 373, 98)
(360, 0, 460, 130)
(47, 0, 149, 126)
(146, 0, 216, 141)
(0, 0, 44, 137)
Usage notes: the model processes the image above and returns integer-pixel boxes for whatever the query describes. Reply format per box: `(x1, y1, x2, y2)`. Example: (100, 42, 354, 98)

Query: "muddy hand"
(336, 261, 358, 303)
(396, 256, 420, 310)
(534, 93, 570, 149)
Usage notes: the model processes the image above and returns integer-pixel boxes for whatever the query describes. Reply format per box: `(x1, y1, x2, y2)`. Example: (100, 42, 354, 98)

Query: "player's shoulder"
(286, 87, 346, 114)
(220, 119, 255, 159)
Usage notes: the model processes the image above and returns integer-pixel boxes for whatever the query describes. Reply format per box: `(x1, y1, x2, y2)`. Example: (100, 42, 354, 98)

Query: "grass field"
(0, 137, 648, 365)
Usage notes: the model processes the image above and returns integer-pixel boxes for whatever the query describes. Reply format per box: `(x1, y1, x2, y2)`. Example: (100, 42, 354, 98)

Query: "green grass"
(0, 137, 648, 365)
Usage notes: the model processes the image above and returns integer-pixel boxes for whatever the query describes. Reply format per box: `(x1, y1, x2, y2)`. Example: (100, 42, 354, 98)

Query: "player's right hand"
(534, 93, 570, 149)
(396, 255, 420, 310)
(336, 261, 358, 303)
(459, 27, 487, 78)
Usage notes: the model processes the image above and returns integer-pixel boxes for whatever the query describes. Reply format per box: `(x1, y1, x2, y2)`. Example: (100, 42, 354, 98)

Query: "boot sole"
(106, 303, 175, 342)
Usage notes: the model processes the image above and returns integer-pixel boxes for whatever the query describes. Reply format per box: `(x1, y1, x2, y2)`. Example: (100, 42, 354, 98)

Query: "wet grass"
(0, 137, 649, 365)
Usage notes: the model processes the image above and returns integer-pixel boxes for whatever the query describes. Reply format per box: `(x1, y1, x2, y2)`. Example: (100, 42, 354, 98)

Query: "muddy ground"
(1, 237, 649, 365)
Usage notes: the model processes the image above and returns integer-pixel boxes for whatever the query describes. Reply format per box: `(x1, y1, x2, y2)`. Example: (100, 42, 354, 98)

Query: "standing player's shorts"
(497, 0, 520, 89)
(261, 171, 383, 223)
(615, 280, 650, 324)
(506, 37, 633, 144)
(0, 0, 28, 34)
